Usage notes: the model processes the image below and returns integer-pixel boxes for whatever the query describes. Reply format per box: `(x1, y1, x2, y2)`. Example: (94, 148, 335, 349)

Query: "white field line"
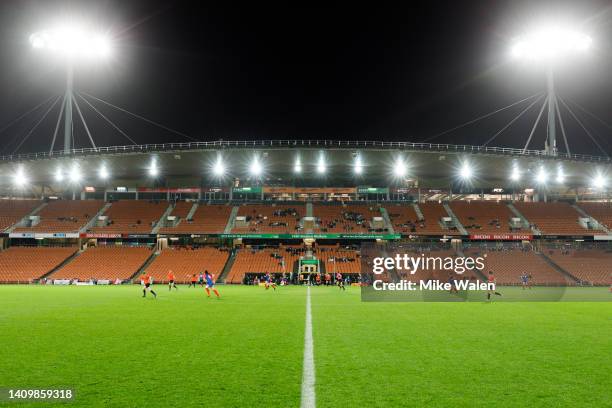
(300, 286, 316, 408)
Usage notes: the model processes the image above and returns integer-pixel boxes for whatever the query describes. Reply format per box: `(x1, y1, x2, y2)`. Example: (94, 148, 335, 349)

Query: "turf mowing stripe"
(300, 286, 316, 408)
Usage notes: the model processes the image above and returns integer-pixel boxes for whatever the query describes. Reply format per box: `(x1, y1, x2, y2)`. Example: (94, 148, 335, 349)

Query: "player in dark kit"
(336, 272, 345, 291)
(264, 272, 277, 290)
(520, 272, 530, 290)
(198, 272, 205, 287)
(448, 274, 459, 294)
(487, 271, 502, 300)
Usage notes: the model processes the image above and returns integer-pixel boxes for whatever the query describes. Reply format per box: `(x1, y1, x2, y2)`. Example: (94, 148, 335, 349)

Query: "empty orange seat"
(14, 200, 103, 233)
(51, 246, 153, 281)
(0, 246, 76, 283)
(0, 200, 41, 231)
(89, 201, 168, 234)
(146, 247, 229, 283)
(161, 204, 232, 234)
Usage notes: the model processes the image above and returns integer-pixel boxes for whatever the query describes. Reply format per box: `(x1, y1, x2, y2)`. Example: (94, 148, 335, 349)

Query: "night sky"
(0, 0, 610, 155)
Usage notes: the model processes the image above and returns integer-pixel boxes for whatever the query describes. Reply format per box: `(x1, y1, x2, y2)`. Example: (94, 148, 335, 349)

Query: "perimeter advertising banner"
(469, 234, 533, 240)
(262, 187, 356, 194)
(220, 233, 401, 240)
(9, 232, 80, 239)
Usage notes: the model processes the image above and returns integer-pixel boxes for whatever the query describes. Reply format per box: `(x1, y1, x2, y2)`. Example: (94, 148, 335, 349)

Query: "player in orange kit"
(167, 270, 178, 291)
(141, 273, 157, 299)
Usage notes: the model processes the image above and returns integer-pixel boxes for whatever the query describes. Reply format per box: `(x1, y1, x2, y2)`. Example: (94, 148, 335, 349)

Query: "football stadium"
(0, 1, 610, 407)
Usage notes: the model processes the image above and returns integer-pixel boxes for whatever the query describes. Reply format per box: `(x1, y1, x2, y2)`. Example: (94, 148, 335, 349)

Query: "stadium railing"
(0, 140, 610, 163)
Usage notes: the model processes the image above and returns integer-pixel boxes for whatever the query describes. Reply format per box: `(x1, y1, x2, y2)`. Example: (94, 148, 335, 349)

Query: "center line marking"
(300, 286, 316, 408)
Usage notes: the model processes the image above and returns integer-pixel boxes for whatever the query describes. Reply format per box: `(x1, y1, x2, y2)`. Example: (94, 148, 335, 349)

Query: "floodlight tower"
(510, 26, 592, 156)
(64, 64, 74, 154)
(30, 25, 111, 153)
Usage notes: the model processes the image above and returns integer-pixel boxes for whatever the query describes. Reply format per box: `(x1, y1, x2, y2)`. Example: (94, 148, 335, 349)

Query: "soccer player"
(520, 272, 530, 290)
(486, 271, 502, 300)
(448, 273, 459, 294)
(264, 272, 277, 290)
(167, 270, 178, 291)
(198, 272, 205, 287)
(141, 273, 157, 298)
(336, 272, 345, 291)
(189, 274, 197, 288)
(204, 270, 220, 298)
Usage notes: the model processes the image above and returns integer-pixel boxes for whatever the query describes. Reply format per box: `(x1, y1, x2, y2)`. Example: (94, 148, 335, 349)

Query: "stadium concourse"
(0, 194, 610, 286)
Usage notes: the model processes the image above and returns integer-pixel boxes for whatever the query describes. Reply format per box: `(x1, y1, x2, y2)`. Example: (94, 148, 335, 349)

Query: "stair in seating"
(151, 203, 175, 234)
(412, 203, 425, 221)
(572, 204, 610, 233)
(7, 202, 48, 233)
(442, 203, 468, 235)
(379, 207, 395, 234)
(130, 251, 160, 281)
(218, 249, 238, 283)
(36, 248, 81, 282)
(537, 252, 580, 284)
(81, 202, 112, 233)
(224, 206, 240, 233)
(507, 203, 540, 235)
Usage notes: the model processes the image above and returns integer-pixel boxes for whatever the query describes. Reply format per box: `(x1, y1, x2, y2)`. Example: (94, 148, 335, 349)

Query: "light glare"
(555, 167, 565, 184)
(99, 165, 109, 180)
(592, 174, 606, 189)
(510, 26, 592, 61)
(510, 166, 521, 181)
(213, 158, 225, 176)
(317, 156, 326, 174)
(354, 156, 363, 175)
(13, 167, 28, 187)
(294, 158, 302, 174)
(30, 25, 113, 59)
(459, 163, 473, 180)
(536, 167, 548, 184)
(250, 158, 262, 176)
(149, 160, 159, 177)
(55, 167, 64, 182)
(394, 159, 407, 177)
(69, 164, 82, 183)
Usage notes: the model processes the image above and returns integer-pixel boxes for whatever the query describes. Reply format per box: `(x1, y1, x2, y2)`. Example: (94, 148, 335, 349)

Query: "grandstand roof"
(0, 140, 610, 189)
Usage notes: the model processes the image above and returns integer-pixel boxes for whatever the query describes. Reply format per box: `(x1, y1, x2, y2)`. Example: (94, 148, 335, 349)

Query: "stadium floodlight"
(354, 156, 363, 175)
(30, 23, 113, 154)
(69, 164, 82, 183)
(555, 166, 565, 184)
(510, 165, 521, 182)
(393, 158, 407, 178)
(459, 163, 473, 181)
(535, 166, 548, 185)
(148, 159, 159, 177)
(30, 25, 112, 58)
(317, 155, 326, 174)
(212, 157, 225, 177)
(98, 164, 109, 180)
(250, 158, 262, 176)
(592, 173, 606, 189)
(510, 25, 592, 157)
(294, 158, 302, 174)
(54, 167, 64, 182)
(510, 26, 592, 61)
(13, 167, 28, 187)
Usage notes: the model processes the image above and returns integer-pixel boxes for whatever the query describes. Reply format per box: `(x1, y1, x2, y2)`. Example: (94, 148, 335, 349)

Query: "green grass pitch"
(0, 285, 610, 407)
